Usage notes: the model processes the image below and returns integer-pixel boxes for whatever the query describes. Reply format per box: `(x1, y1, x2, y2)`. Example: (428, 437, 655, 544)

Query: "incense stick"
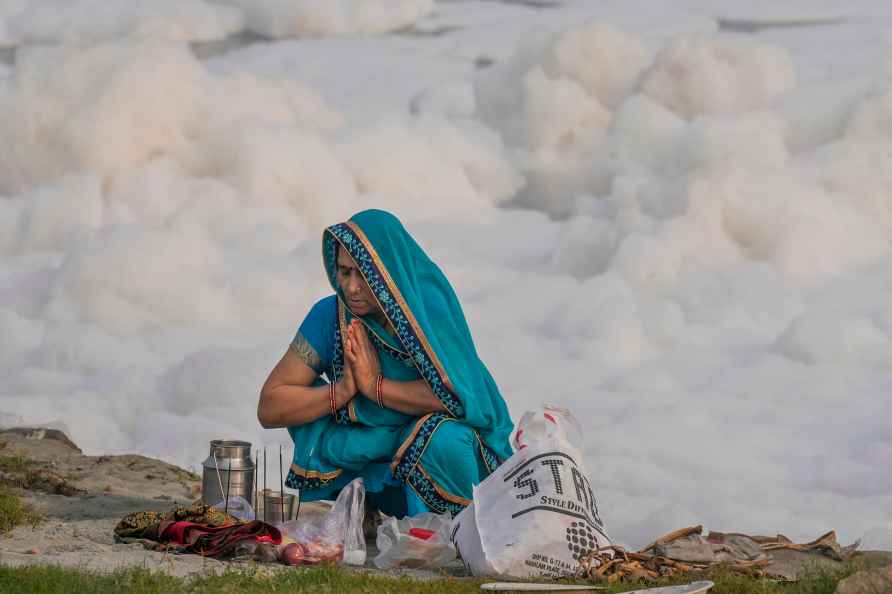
(295, 444, 313, 520)
(279, 444, 285, 523)
(254, 450, 258, 521)
(263, 447, 268, 523)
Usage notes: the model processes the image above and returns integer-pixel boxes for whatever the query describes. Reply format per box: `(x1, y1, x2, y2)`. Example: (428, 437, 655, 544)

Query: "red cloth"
(158, 520, 281, 557)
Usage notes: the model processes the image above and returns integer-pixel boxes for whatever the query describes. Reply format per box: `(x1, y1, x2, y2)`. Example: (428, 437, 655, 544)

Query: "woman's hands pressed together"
(334, 361, 357, 407)
(341, 316, 447, 415)
(344, 319, 381, 399)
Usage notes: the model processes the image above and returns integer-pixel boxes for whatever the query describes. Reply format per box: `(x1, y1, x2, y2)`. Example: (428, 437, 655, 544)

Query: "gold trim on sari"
(344, 221, 455, 393)
(289, 463, 343, 481)
(390, 413, 434, 473)
(418, 464, 471, 506)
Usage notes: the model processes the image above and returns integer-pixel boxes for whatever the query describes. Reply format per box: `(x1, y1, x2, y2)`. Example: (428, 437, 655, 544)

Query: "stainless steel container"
(262, 490, 295, 525)
(201, 439, 255, 507)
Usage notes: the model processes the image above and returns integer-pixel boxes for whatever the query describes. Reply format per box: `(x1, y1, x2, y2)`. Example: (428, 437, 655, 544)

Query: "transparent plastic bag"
(373, 512, 457, 569)
(278, 478, 366, 566)
(211, 495, 255, 521)
(512, 402, 583, 450)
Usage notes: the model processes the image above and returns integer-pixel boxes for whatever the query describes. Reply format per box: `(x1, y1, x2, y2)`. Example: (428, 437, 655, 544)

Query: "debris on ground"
(578, 525, 861, 584)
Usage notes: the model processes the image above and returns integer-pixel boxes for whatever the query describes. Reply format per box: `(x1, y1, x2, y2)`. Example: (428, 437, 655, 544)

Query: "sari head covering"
(323, 209, 513, 461)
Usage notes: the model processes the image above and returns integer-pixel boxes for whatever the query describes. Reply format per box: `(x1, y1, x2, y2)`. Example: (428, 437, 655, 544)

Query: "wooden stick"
(295, 444, 313, 521)
(224, 457, 232, 515)
(253, 450, 258, 521)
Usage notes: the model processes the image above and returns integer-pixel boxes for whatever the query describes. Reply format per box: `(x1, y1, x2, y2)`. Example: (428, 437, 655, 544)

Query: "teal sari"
(284, 210, 513, 517)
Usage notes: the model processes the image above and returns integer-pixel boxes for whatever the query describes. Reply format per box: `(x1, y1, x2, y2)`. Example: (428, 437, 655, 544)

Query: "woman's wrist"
(333, 380, 352, 407)
(360, 374, 379, 400)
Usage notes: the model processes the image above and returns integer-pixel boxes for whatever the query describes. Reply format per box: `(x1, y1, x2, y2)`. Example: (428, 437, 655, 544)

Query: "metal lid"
(207, 439, 251, 458)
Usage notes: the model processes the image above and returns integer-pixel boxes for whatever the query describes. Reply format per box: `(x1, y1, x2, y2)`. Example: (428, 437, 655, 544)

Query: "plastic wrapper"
(211, 495, 255, 521)
(512, 403, 583, 450)
(278, 478, 366, 566)
(373, 512, 457, 569)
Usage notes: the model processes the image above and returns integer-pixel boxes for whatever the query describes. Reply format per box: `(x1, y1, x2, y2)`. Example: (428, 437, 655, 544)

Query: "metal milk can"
(201, 439, 255, 507)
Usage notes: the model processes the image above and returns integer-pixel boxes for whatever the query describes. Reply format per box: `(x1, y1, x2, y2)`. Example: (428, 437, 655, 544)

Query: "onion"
(280, 542, 306, 566)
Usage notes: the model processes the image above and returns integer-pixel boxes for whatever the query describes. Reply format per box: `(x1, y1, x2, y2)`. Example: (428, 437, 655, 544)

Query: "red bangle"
(375, 375, 384, 408)
(329, 382, 337, 417)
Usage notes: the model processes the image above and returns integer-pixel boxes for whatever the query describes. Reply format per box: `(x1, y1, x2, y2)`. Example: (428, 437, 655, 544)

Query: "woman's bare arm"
(376, 377, 447, 415)
(257, 349, 355, 428)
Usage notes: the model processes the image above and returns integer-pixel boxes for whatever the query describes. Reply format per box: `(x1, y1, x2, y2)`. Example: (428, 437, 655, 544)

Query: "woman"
(258, 209, 513, 518)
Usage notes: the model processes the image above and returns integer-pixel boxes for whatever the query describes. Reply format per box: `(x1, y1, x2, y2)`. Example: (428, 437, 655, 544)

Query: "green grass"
(0, 562, 858, 594)
(0, 486, 43, 534)
(0, 565, 486, 594)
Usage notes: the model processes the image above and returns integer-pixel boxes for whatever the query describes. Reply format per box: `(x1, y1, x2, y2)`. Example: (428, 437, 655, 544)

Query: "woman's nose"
(347, 273, 362, 295)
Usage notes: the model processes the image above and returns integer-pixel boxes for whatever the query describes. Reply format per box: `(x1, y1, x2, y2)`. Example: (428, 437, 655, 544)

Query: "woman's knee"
(423, 421, 477, 467)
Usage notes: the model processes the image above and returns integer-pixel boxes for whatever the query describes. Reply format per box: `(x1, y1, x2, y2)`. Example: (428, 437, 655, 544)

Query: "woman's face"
(336, 247, 380, 318)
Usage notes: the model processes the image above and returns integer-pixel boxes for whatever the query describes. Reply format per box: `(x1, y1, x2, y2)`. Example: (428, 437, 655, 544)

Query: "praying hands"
(344, 319, 381, 399)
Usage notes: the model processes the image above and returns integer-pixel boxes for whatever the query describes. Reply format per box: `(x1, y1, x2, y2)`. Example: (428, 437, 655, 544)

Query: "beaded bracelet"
(375, 374, 384, 408)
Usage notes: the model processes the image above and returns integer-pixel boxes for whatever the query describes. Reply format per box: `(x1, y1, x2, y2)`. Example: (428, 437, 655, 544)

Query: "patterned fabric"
(392, 413, 451, 482)
(285, 464, 342, 491)
(285, 471, 318, 490)
(477, 437, 500, 475)
(368, 330, 415, 368)
(407, 466, 467, 517)
(114, 504, 239, 539)
(392, 413, 493, 518)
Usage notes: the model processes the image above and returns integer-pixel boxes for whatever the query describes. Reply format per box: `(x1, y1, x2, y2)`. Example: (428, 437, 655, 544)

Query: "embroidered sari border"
(288, 463, 343, 481)
(406, 466, 466, 517)
(475, 433, 500, 474)
(392, 413, 453, 482)
(343, 221, 454, 391)
(417, 464, 471, 506)
(391, 413, 434, 474)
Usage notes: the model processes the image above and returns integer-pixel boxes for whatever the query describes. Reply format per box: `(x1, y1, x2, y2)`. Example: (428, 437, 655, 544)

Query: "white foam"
(640, 33, 797, 119)
(0, 0, 242, 46)
(211, 0, 434, 38)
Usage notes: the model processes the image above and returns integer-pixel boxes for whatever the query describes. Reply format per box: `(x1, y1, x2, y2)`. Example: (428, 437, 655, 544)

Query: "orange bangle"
(329, 382, 337, 417)
(375, 375, 384, 408)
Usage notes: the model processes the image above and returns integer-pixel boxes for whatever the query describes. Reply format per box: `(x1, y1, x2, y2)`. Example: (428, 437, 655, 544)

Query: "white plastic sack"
(452, 405, 611, 578)
(374, 512, 456, 569)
